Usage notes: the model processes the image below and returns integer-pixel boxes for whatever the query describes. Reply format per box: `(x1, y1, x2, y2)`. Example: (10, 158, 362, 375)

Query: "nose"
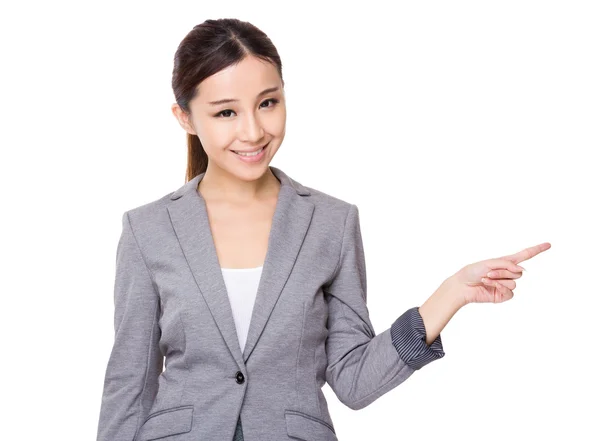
(238, 111, 265, 144)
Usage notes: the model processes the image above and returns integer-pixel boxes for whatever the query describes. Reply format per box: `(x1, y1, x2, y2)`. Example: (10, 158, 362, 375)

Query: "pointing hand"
(453, 242, 551, 305)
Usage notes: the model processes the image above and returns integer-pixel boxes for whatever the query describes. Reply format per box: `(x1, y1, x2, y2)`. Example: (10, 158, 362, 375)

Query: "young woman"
(95, 18, 551, 441)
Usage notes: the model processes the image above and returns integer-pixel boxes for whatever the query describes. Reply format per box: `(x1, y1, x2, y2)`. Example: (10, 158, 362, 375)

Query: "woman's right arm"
(96, 211, 164, 441)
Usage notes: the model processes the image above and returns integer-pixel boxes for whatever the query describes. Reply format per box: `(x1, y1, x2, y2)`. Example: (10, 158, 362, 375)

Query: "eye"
(260, 98, 279, 109)
(215, 109, 234, 118)
(214, 98, 280, 118)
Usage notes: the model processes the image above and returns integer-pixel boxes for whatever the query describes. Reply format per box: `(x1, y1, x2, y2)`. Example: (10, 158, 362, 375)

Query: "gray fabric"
(96, 166, 444, 441)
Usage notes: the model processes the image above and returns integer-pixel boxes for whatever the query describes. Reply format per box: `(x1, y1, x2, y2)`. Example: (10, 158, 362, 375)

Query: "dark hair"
(171, 18, 285, 182)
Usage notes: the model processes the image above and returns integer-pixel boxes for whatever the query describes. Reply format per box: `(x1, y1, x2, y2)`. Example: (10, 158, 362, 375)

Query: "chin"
(236, 163, 274, 181)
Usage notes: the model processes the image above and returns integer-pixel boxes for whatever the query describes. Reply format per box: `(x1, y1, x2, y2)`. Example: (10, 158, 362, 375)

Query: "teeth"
(235, 146, 264, 156)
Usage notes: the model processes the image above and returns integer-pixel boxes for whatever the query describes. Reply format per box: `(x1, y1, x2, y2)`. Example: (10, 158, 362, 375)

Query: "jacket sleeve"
(96, 211, 164, 441)
(323, 204, 445, 411)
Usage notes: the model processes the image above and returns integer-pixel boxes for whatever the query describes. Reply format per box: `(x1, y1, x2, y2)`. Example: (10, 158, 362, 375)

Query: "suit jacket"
(96, 166, 445, 441)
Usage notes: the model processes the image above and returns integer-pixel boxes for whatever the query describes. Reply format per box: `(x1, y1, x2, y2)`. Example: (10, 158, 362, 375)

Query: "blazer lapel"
(167, 166, 314, 368)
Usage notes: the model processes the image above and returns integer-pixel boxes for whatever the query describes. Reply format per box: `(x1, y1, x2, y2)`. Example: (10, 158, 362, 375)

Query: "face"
(172, 55, 286, 182)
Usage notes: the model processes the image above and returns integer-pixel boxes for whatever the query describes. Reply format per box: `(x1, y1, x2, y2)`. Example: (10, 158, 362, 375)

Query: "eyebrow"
(207, 86, 280, 106)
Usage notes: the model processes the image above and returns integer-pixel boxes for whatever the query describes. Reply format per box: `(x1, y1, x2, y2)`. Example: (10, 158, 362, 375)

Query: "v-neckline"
(166, 166, 315, 366)
(196, 173, 280, 275)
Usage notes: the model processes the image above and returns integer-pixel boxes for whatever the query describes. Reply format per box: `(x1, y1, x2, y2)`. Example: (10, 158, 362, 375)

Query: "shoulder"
(122, 189, 176, 229)
(292, 181, 359, 242)
(303, 184, 354, 214)
(121, 172, 358, 228)
(276, 165, 355, 217)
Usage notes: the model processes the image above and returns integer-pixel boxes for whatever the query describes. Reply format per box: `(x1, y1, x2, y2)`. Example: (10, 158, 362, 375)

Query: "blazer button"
(235, 371, 245, 384)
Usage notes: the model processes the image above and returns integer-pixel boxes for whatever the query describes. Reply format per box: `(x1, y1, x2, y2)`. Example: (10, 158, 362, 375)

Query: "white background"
(1, 1, 598, 439)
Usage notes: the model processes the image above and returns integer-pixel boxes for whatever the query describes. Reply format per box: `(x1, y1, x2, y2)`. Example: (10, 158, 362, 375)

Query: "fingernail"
(518, 265, 526, 271)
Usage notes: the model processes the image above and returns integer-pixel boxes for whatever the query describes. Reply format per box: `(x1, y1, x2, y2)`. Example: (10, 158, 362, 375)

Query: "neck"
(198, 165, 280, 203)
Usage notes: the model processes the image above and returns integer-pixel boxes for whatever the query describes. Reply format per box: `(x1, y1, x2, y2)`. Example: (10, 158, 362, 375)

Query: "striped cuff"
(390, 306, 445, 370)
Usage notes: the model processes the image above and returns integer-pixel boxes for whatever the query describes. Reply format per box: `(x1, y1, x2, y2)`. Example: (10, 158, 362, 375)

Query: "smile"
(233, 145, 266, 156)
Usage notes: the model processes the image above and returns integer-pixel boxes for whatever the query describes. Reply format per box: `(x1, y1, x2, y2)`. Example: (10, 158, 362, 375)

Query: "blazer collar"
(169, 165, 311, 201)
(166, 166, 314, 369)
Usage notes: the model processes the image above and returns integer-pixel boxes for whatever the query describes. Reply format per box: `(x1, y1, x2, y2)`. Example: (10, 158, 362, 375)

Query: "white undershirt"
(220, 265, 263, 353)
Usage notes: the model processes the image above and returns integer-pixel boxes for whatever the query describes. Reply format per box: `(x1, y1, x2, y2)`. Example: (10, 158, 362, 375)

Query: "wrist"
(417, 277, 464, 346)
(441, 275, 468, 311)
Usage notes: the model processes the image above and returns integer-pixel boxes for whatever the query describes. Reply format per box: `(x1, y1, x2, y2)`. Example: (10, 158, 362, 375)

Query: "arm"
(324, 204, 446, 411)
(388, 278, 461, 369)
(96, 211, 164, 441)
(417, 277, 463, 346)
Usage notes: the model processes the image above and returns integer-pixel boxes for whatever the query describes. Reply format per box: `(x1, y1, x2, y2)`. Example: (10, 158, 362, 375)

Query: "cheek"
(266, 110, 286, 137)
(198, 124, 236, 151)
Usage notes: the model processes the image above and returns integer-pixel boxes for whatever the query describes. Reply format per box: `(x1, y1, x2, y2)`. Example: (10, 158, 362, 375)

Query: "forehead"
(197, 56, 280, 103)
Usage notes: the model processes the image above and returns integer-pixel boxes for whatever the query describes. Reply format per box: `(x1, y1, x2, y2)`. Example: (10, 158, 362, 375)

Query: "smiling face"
(172, 55, 286, 182)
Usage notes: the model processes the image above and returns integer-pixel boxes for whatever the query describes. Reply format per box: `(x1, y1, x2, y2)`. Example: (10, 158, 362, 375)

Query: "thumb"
(486, 258, 525, 273)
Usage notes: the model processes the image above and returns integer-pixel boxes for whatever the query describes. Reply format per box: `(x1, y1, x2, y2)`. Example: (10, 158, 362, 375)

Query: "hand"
(452, 242, 551, 305)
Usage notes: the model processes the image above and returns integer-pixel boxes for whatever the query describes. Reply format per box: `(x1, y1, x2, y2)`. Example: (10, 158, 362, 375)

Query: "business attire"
(221, 265, 264, 441)
(96, 166, 445, 441)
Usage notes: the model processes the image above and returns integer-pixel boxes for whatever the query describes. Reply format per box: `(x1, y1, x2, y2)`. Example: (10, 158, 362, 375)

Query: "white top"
(220, 265, 263, 353)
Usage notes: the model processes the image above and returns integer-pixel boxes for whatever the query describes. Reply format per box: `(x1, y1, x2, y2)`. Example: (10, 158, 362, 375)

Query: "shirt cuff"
(390, 306, 445, 370)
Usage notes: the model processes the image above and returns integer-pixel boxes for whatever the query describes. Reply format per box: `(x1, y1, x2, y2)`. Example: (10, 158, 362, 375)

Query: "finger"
(481, 278, 515, 302)
(493, 281, 514, 300)
(501, 242, 552, 264)
(481, 277, 516, 290)
(486, 269, 523, 280)
(487, 259, 525, 273)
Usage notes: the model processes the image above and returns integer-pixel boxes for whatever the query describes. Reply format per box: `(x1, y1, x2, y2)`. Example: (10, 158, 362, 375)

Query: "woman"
(95, 18, 551, 441)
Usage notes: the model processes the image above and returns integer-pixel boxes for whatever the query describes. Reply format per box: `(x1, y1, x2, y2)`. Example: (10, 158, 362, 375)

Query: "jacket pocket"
(134, 405, 194, 441)
(284, 409, 337, 441)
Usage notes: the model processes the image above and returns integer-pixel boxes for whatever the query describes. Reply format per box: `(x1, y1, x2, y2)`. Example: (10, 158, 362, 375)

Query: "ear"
(171, 103, 198, 135)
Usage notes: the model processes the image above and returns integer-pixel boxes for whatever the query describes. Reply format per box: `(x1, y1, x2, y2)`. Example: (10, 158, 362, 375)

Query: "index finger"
(501, 242, 551, 264)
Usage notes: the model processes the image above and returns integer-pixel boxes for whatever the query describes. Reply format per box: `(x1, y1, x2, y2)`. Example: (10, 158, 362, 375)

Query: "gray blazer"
(96, 166, 445, 441)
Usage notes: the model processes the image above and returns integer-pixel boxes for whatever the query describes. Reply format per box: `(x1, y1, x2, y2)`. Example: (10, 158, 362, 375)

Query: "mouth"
(231, 142, 268, 157)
